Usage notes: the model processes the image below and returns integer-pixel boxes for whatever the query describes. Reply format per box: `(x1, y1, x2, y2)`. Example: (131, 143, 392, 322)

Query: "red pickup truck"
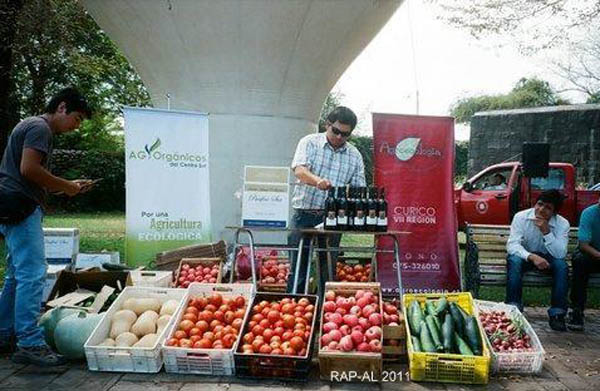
(455, 162, 600, 228)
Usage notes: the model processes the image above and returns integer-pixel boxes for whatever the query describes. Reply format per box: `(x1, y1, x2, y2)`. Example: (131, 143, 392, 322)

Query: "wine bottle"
(353, 187, 366, 231)
(377, 187, 388, 232)
(366, 187, 378, 232)
(347, 186, 356, 232)
(324, 187, 337, 230)
(336, 186, 348, 231)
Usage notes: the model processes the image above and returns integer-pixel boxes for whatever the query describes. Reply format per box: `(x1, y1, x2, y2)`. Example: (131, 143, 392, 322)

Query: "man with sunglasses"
(288, 106, 366, 296)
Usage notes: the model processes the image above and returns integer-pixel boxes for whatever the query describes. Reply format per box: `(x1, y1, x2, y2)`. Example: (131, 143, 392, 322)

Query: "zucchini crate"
(84, 286, 187, 373)
(402, 292, 491, 385)
(474, 300, 545, 374)
(318, 282, 383, 382)
(162, 282, 255, 375)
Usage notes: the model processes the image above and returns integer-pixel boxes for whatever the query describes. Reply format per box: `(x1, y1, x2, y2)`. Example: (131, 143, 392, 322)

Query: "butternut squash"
(132, 333, 158, 348)
(115, 332, 138, 347)
(156, 315, 171, 335)
(159, 300, 179, 316)
(130, 310, 159, 337)
(99, 338, 115, 347)
(122, 298, 161, 315)
(110, 309, 137, 339)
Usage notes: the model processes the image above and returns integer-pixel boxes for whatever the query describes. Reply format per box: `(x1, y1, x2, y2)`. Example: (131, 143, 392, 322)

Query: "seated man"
(567, 197, 600, 331)
(506, 189, 570, 331)
(484, 173, 507, 190)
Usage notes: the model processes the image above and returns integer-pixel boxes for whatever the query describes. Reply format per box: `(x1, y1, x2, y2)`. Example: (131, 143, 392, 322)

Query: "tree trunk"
(0, 0, 24, 159)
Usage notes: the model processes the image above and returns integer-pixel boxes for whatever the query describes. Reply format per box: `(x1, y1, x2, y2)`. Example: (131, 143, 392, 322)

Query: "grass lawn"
(1, 213, 598, 308)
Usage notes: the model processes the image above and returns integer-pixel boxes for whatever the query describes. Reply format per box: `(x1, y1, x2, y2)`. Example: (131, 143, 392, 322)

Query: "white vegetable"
(130, 310, 159, 337)
(132, 333, 158, 348)
(115, 332, 138, 347)
(122, 298, 161, 315)
(110, 310, 137, 339)
(159, 300, 179, 316)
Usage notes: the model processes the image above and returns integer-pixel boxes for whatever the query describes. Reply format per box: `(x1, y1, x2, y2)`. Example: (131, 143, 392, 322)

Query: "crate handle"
(107, 351, 132, 357)
(213, 286, 233, 293)
(186, 352, 211, 359)
(140, 272, 158, 277)
(437, 356, 467, 363)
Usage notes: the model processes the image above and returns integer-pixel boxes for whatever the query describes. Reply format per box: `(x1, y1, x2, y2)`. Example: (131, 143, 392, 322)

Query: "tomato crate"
(318, 282, 383, 382)
(174, 257, 223, 288)
(474, 300, 544, 374)
(161, 283, 255, 375)
(402, 292, 491, 385)
(84, 286, 187, 373)
(233, 292, 319, 381)
(334, 256, 375, 283)
(258, 255, 290, 292)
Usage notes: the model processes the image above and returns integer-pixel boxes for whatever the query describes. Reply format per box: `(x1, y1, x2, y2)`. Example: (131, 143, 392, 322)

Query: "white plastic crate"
(84, 286, 186, 373)
(128, 270, 173, 288)
(161, 282, 255, 375)
(474, 300, 545, 374)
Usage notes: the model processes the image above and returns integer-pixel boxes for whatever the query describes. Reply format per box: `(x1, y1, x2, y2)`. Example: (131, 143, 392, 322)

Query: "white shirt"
(291, 133, 365, 210)
(506, 208, 570, 260)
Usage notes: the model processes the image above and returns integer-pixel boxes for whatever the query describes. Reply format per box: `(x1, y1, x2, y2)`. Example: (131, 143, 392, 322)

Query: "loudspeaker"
(522, 142, 550, 177)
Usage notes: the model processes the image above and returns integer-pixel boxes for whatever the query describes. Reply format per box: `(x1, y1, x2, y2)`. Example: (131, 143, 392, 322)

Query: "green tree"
(348, 136, 374, 186)
(450, 78, 570, 124)
(1, 0, 150, 155)
(318, 91, 344, 133)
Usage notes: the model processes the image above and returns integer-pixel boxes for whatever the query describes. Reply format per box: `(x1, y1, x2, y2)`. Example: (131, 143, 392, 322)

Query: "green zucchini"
(419, 320, 436, 353)
(411, 336, 422, 352)
(409, 300, 423, 335)
(435, 296, 448, 316)
(432, 313, 442, 332)
(425, 315, 443, 352)
(425, 300, 437, 317)
(442, 313, 455, 353)
(464, 316, 483, 355)
(449, 302, 466, 337)
(457, 303, 470, 322)
(454, 332, 474, 356)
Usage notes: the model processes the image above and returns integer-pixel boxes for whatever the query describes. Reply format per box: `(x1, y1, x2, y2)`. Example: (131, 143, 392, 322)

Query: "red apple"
(369, 339, 382, 352)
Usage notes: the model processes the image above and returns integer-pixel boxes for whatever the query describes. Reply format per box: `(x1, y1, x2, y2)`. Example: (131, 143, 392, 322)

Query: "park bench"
(463, 224, 600, 298)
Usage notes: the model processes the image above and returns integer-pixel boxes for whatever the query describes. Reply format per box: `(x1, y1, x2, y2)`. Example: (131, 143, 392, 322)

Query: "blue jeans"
(505, 252, 568, 317)
(287, 209, 341, 296)
(0, 207, 47, 347)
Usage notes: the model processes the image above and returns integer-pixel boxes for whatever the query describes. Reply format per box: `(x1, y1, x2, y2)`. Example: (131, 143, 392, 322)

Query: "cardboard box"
(75, 252, 121, 270)
(44, 228, 79, 264)
(46, 269, 129, 305)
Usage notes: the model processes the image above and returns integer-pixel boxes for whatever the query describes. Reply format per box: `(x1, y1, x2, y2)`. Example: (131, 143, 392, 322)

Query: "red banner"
(373, 113, 460, 295)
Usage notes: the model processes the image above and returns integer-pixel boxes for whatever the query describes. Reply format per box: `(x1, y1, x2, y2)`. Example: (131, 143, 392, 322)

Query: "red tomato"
(196, 297, 208, 310)
(210, 319, 222, 329)
(214, 310, 225, 322)
(203, 331, 215, 342)
(263, 328, 274, 343)
(190, 335, 202, 344)
(224, 311, 235, 324)
(195, 320, 209, 333)
(174, 330, 187, 339)
(259, 319, 271, 329)
(252, 325, 265, 336)
(235, 296, 246, 308)
(282, 314, 295, 329)
(267, 310, 280, 323)
(232, 318, 243, 330)
(234, 308, 245, 319)
(298, 298, 310, 307)
(179, 339, 193, 348)
(182, 313, 198, 323)
(243, 332, 254, 344)
(179, 320, 195, 332)
(290, 336, 304, 351)
(251, 339, 264, 351)
(166, 338, 179, 346)
(204, 304, 217, 313)
(259, 344, 272, 354)
(199, 310, 214, 323)
(185, 306, 199, 316)
(189, 327, 202, 337)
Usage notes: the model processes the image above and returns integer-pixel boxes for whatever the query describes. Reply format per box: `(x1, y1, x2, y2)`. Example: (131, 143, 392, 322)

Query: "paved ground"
(1, 307, 600, 391)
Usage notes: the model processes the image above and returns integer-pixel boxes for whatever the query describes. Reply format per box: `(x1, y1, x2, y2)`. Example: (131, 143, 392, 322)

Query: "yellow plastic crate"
(402, 292, 490, 384)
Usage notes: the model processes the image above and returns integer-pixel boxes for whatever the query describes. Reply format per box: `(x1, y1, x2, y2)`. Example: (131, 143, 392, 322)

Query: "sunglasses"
(330, 125, 352, 138)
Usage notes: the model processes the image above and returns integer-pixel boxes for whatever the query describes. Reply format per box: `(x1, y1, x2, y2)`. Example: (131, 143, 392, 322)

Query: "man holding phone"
(505, 189, 570, 331)
(0, 87, 94, 366)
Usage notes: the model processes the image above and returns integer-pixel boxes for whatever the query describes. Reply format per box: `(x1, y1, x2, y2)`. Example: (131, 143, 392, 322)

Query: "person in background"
(0, 87, 93, 366)
(567, 196, 600, 331)
(287, 106, 365, 296)
(505, 189, 569, 331)
(484, 173, 507, 190)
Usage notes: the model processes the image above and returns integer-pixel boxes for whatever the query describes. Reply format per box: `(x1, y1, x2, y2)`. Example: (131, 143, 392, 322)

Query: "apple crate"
(318, 282, 383, 382)
(161, 283, 256, 375)
(174, 257, 223, 288)
(234, 292, 319, 381)
(258, 256, 290, 292)
(128, 270, 173, 288)
(403, 292, 491, 385)
(382, 299, 406, 360)
(84, 286, 187, 373)
(334, 256, 375, 283)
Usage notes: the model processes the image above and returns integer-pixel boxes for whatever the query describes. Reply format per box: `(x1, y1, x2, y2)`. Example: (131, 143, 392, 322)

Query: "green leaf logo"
(145, 138, 161, 155)
(395, 138, 421, 161)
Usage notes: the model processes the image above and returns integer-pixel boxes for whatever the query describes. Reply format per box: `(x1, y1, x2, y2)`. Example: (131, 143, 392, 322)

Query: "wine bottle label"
(354, 217, 365, 226)
(337, 216, 348, 225)
(325, 217, 337, 227)
(377, 217, 388, 226)
(366, 216, 377, 225)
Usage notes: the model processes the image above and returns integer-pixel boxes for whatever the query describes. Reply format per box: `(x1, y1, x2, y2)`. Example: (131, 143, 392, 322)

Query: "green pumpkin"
(54, 311, 103, 359)
(38, 307, 80, 348)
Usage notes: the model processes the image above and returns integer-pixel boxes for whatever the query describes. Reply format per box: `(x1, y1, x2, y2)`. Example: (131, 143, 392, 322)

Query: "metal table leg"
(304, 235, 317, 295)
(292, 236, 305, 294)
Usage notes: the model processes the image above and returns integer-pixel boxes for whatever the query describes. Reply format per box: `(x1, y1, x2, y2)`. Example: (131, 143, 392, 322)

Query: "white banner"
(124, 107, 211, 265)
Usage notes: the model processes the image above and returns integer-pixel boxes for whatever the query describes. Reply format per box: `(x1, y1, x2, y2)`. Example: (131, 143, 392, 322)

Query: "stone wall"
(468, 104, 600, 186)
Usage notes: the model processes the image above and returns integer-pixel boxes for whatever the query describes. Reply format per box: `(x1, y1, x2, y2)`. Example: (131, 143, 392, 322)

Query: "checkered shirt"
(291, 133, 366, 210)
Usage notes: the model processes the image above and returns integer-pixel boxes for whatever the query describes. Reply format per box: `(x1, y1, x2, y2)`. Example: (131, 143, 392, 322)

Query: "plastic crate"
(234, 292, 319, 381)
(402, 292, 491, 385)
(474, 300, 545, 374)
(128, 270, 173, 288)
(318, 282, 383, 382)
(84, 286, 186, 373)
(258, 255, 290, 292)
(161, 283, 256, 375)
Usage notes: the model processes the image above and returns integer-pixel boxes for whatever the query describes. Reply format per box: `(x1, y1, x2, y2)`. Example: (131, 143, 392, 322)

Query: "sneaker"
(549, 315, 567, 332)
(12, 345, 68, 367)
(567, 309, 584, 331)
